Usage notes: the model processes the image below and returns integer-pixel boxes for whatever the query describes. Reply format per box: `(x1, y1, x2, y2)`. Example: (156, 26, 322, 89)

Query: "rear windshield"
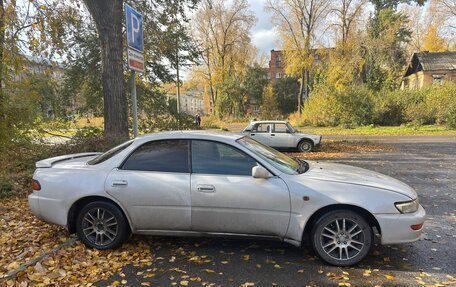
(87, 140, 133, 165)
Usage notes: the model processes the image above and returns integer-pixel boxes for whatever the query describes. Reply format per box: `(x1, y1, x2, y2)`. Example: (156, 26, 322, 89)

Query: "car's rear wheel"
(76, 201, 129, 249)
(298, 140, 314, 152)
(311, 210, 372, 266)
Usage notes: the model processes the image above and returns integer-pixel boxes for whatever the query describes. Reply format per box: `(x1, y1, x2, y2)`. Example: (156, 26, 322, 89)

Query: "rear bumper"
(376, 205, 426, 244)
(28, 192, 68, 227)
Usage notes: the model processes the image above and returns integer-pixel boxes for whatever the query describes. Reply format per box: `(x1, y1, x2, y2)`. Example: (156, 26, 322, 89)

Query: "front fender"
(281, 176, 410, 242)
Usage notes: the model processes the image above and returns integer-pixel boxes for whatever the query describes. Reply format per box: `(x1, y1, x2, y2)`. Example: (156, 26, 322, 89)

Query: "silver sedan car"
(29, 131, 425, 266)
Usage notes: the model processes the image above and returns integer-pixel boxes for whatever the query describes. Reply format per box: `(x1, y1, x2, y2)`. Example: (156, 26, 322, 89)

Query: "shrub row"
(293, 83, 456, 128)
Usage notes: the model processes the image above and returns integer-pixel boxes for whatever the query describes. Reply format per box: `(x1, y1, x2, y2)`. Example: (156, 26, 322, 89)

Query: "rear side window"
(88, 140, 133, 165)
(122, 140, 189, 173)
(253, 123, 270, 133)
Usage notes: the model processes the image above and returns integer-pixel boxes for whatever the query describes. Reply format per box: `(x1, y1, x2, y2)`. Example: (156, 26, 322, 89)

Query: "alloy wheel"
(82, 207, 118, 247)
(320, 218, 365, 261)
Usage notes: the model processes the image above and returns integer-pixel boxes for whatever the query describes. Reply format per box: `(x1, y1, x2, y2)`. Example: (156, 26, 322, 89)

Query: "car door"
(249, 123, 271, 146)
(190, 140, 291, 237)
(105, 139, 191, 231)
(271, 123, 295, 148)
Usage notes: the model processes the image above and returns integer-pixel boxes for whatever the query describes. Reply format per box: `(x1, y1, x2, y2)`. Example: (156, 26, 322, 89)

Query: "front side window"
(122, 140, 189, 173)
(274, 123, 289, 133)
(191, 140, 257, 176)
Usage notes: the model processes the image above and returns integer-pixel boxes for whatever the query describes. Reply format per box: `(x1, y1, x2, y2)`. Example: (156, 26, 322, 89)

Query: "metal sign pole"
(131, 71, 138, 137)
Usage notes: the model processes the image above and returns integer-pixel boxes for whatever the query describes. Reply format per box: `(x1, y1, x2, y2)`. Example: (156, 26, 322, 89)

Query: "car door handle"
(250, 133, 255, 136)
(271, 134, 275, 136)
(196, 184, 215, 193)
(112, 180, 128, 187)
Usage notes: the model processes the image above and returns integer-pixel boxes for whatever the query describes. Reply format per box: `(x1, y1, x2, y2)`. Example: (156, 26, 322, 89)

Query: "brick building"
(264, 49, 285, 82)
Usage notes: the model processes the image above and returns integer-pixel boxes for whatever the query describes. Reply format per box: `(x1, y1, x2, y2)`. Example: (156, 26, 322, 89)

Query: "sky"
(248, 0, 280, 57)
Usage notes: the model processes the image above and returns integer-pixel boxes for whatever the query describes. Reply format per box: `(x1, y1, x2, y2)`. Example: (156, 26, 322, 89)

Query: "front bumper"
(375, 204, 426, 245)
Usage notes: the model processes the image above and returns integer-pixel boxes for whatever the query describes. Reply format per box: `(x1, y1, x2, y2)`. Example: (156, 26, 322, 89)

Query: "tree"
(82, 0, 128, 139)
(433, 0, 456, 18)
(370, 0, 426, 10)
(242, 65, 268, 106)
(273, 77, 299, 115)
(363, 5, 415, 90)
(192, 0, 257, 117)
(266, 0, 330, 114)
(325, 0, 367, 89)
(330, 0, 368, 47)
(0, 0, 76, 143)
(422, 24, 448, 51)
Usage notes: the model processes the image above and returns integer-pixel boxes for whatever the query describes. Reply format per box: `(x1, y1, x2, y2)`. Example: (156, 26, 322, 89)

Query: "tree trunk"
(304, 69, 309, 101)
(83, 0, 129, 139)
(297, 68, 305, 114)
(0, 0, 4, 100)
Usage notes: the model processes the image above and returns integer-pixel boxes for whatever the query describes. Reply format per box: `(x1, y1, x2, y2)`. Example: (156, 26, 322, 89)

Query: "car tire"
(76, 201, 130, 250)
(298, 139, 314, 152)
(311, 210, 373, 266)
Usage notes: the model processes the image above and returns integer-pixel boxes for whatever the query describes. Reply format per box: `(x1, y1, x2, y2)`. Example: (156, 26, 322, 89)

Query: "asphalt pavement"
(96, 136, 456, 287)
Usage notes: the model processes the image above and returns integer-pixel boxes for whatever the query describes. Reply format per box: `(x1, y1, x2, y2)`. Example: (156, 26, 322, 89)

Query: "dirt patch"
(286, 140, 398, 160)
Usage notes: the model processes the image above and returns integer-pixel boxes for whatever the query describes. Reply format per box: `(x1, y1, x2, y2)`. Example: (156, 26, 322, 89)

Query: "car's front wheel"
(311, 210, 373, 266)
(76, 201, 130, 249)
(298, 140, 314, 152)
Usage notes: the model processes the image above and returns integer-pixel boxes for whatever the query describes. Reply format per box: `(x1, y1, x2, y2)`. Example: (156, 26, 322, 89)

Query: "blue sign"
(125, 4, 143, 52)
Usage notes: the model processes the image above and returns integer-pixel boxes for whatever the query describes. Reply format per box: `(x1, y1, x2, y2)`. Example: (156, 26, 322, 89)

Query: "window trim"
(117, 138, 275, 177)
(119, 139, 191, 173)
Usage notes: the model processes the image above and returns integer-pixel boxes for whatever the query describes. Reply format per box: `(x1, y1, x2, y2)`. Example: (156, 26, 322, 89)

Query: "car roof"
(250, 120, 289, 124)
(134, 130, 244, 144)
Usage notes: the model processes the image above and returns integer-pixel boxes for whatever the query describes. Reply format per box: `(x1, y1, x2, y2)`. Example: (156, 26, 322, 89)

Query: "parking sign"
(125, 3, 143, 52)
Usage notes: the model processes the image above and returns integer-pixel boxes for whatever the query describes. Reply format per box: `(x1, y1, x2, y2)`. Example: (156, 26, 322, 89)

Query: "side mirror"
(252, 165, 270, 179)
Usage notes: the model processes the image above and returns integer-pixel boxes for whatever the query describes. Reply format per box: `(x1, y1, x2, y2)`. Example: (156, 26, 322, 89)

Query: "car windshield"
(286, 122, 296, 133)
(87, 140, 133, 165)
(237, 136, 307, 175)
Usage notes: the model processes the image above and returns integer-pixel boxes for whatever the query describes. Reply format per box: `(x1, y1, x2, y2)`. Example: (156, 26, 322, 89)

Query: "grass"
(39, 116, 456, 137)
(297, 125, 456, 136)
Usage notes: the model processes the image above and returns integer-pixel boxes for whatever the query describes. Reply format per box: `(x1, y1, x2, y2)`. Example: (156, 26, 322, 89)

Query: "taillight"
(32, 179, 41, 191)
(410, 223, 423, 230)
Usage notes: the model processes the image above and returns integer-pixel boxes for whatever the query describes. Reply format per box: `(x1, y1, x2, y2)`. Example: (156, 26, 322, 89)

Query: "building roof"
(404, 51, 456, 77)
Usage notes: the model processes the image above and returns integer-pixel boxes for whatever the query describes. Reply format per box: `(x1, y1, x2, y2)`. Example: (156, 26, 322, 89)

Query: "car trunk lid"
(35, 152, 102, 168)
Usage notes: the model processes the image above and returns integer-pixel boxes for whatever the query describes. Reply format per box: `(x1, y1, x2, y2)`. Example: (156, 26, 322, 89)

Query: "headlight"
(395, 198, 419, 213)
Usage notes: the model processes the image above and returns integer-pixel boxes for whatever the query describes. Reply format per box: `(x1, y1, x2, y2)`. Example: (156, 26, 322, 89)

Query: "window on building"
(275, 56, 282, 67)
(433, 75, 444, 86)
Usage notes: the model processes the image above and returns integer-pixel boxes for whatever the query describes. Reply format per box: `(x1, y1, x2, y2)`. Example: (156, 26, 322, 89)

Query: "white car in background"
(242, 120, 322, 152)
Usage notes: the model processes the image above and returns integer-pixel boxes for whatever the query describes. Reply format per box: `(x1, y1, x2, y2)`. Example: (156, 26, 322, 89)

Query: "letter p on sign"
(125, 3, 143, 52)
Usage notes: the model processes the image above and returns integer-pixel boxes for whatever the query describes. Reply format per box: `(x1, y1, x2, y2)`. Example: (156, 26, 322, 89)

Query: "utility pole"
(176, 49, 181, 113)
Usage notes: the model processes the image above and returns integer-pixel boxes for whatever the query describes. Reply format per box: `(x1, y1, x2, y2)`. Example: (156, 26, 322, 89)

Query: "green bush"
(301, 85, 374, 127)
(299, 82, 456, 128)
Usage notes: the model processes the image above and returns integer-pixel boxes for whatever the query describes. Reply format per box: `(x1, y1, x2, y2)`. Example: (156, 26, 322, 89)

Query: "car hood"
(302, 161, 417, 199)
